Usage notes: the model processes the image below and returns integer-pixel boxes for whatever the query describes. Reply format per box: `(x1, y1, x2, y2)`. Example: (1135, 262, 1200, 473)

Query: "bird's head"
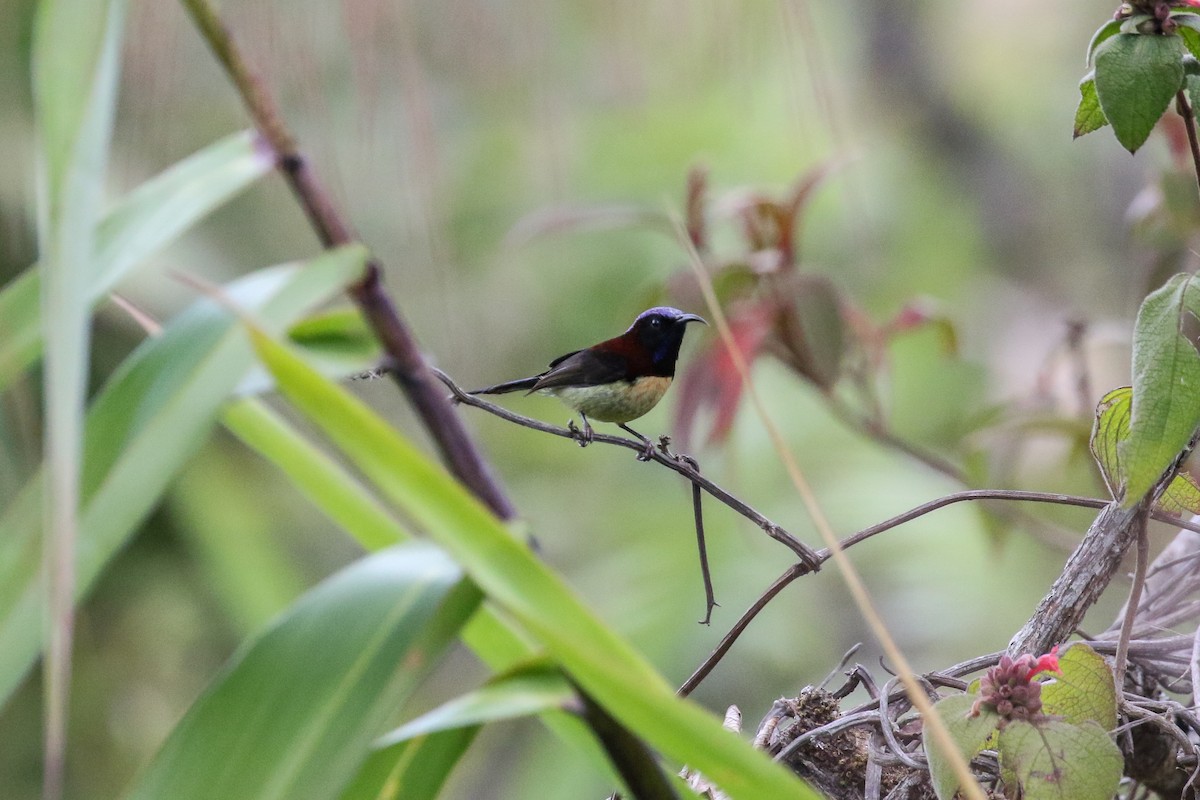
(627, 306, 707, 374)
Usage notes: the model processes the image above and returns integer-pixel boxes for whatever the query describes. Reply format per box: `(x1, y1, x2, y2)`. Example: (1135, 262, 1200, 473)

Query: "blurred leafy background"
(0, 0, 1187, 797)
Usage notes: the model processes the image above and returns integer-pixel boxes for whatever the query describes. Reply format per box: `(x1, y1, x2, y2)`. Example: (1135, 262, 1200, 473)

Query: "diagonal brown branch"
(179, 0, 516, 521)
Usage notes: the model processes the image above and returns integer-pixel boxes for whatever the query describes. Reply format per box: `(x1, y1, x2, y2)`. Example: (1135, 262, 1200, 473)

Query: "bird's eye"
(648, 317, 663, 328)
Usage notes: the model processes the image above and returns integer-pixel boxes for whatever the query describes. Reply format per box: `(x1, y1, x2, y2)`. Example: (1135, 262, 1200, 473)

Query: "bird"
(470, 306, 707, 458)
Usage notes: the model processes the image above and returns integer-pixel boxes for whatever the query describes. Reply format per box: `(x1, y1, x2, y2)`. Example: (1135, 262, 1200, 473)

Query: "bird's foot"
(619, 423, 656, 461)
(568, 418, 593, 448)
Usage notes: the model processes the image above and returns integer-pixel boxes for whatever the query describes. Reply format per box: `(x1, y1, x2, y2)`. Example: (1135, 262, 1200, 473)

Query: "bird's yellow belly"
(551, 377, 672, 423)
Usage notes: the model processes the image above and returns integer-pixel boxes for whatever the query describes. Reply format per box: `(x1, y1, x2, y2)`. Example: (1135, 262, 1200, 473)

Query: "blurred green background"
(0, 0, 1186, 797)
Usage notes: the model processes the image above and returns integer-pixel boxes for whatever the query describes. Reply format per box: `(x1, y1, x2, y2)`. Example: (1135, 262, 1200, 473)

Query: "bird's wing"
(532, 348, 629, 390)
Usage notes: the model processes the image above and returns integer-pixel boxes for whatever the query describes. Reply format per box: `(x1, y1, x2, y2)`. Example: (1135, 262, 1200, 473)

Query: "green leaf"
(221, 397, 411, 552)
(1174, 14, 1200, 60)
(1074, 75, 1109, 138)
(125, 542, 479, 800)
(340, 727, 477, 800)
(1039, 643, 1117, 730)
(168, 444, 309, 634)
(342, 660, 574, 800)
(95, 131, 273, 295)
(1089, 385, 1200, 513)
(0, 130, 274, 392)
(0, 246, 368, 709)
(925, 694, 999, 800)
(0, 273, 40, 393)
(247, 328, 819, 799)
(34, 0, 128, 766)
(1189, 73, 1200, 131)
(1090, 385, 1132, 498)
(1158, 468, 1200, 514)
(777, 274, 845, 389)
(382, 659, 573, 744)
(235, 306, 382, 396)
(287, 307, 378, 355)
(1123, 273, 1200, 506)
(1087, 19, 1123, 65)
(1120, 14, 1157, 34)
(996, 719, 1123, 800)
(1094, 33, 1186, 153)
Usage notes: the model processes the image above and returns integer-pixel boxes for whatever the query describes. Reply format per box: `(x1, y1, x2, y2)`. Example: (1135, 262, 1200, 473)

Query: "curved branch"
(682, 490, 1200, 696)
(434, 368, 821, 568)
(435, 363, 1200, 695)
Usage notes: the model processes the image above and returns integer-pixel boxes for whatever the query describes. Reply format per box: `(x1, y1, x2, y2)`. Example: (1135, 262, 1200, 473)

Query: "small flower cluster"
(971, 647, 1061, 723)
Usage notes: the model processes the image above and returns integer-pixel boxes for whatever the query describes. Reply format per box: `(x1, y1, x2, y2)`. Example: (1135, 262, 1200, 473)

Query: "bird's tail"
(468, 376, 539, 395)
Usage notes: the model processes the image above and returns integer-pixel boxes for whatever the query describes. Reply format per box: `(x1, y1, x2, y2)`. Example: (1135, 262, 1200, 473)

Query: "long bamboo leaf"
(0, 130, 274, 391)
(0, 246, 367, 708)
(169, 445, 309, 634)
(125, 543, 479, 800)
(219, 394, 620, 789)
(34, 0, 128, 787)
(249, 327, 818, 800)
(220, 397, 410, 551)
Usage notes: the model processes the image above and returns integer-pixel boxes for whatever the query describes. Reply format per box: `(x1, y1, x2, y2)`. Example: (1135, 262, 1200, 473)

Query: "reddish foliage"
(673, 302, 776, 450)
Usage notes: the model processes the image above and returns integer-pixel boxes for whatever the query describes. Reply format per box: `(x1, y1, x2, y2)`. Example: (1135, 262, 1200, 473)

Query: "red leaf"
(673, 303, 774, 449)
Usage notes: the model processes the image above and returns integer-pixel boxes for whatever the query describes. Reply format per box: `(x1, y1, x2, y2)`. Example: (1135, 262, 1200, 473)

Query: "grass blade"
(0, 130, 274, 392)
(33, 0, 127, 792)
(0, 246, 367, 709)
(221, 397, 410, 551)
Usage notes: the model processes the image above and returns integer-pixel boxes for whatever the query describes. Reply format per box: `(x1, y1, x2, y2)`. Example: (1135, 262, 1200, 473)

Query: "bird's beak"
(680, 313, 707, 326)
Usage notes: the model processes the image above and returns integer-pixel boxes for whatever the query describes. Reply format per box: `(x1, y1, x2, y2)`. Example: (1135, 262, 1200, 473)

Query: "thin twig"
(1116, 507, 1151, 688)
(1191, 625, 1200, 711)
(681, 489, 1200, 697)
(179, 0, 517, 520)
(1064, 319, 1093, 417)
(1177, 89, 1200, 199)
(864, 740, 884, 800)
(824, 393, 967, 484)
(679, 562, 806, 697)
(433, 368, 822, 568)
(876, 678, 923, 770)
(820, 643, 864, 691)
(832, 664, 880, 700)
(678, 455, 718, 625)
